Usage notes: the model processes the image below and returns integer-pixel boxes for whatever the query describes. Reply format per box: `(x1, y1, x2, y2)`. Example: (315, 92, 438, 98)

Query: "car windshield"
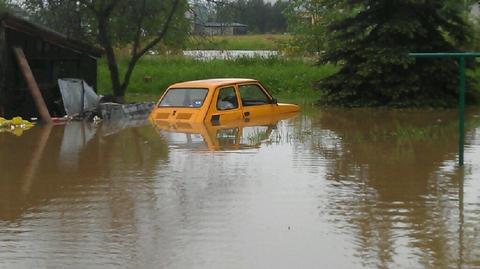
(159, 88, 208, 108)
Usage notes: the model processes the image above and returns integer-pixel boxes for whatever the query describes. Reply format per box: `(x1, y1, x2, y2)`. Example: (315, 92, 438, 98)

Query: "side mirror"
(271, 98, 278, 104)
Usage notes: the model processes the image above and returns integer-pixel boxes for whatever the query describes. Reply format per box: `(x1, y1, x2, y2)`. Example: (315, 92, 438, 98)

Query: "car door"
(238, 83, 276, 120)
(205, 85, 244, 124)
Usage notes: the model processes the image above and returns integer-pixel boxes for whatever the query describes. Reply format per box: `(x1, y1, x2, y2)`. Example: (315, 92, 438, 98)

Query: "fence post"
(459, 56, 466, 166)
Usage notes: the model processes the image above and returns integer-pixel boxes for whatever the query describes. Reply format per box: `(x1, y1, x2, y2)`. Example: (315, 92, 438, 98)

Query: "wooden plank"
(12, 47, 52, 123)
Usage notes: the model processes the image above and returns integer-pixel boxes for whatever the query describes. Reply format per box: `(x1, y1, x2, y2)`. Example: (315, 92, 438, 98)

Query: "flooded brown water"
(1, 108, 480, 269)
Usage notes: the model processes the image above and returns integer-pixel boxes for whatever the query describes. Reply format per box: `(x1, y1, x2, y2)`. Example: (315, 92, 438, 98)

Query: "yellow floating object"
(0, 116, 34, 136)
(11, 116, 23, 125)
(12, 128, 24, 136)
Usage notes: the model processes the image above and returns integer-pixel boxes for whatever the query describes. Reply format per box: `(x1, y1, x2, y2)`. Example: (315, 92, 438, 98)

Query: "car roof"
(169, 78, 258, 89)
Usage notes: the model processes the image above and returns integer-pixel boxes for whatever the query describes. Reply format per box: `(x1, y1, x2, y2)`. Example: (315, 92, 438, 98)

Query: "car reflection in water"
(151, 112, 299, 151)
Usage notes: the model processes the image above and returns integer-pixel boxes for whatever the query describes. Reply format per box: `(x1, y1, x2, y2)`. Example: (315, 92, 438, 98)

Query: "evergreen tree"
(319, 1, 471, 107)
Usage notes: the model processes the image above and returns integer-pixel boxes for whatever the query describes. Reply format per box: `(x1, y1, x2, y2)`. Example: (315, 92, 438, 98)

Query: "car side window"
(239, 84, 270, 106)
(216, 87, 239, 111)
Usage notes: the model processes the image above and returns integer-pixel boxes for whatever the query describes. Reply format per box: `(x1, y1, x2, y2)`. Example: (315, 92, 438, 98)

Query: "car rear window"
(159, 88, 208, 108)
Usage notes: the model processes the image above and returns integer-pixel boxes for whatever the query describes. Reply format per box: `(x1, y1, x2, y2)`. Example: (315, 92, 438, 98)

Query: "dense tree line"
(0, 0, 14, 12)
(213, 0, 289, 34)
(22, 1, 89, 39)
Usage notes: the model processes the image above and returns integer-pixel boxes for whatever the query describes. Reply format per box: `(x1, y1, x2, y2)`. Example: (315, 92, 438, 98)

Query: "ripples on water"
(1, 108, 480, 268)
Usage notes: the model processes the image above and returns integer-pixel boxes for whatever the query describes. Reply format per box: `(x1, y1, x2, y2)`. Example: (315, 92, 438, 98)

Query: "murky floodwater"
(1, 108, 480, 269)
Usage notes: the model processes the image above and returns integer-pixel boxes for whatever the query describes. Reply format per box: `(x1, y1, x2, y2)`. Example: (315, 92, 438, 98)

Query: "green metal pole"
(459, 57, 466, 167)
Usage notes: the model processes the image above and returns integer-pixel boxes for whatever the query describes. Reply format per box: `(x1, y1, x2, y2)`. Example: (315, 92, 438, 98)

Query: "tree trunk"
(97, 16, 124, 100)
(119, 0, 181, 96)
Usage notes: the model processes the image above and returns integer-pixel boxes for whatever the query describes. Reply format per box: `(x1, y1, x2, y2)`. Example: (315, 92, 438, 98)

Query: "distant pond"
(183, 50, 279, 60)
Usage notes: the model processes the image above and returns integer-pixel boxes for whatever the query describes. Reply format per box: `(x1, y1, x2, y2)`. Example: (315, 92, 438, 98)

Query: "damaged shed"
(0, 12, 103, 119)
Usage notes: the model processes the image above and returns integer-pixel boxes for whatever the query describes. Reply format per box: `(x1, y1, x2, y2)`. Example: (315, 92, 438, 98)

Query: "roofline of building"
(0, 12, 103, 58)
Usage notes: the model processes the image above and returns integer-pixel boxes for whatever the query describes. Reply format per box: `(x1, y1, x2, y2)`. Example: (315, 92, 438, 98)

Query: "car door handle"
(211, 115, 220, 125)
(243, 112, 250, 117)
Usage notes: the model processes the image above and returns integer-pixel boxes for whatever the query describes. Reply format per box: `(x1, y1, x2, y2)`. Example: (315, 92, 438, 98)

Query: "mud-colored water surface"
(1, 108, 480, 269)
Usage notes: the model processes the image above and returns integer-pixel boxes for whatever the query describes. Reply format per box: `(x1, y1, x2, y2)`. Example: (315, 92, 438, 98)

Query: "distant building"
(196, 22, 248, 36)
(0, 12, 103, 118)
(187, 1, 248, 36)
(296, 11, 319, 25)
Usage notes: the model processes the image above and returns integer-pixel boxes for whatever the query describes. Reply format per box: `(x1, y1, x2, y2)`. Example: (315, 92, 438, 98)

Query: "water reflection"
(0, 109, 480, 269)
(152, 112, 298, 151)
(0, 122, 168, 222)
(297, 108, 480, 268)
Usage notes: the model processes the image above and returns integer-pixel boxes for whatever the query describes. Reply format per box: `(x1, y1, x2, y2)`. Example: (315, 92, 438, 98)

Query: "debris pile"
(99, 102, 154, 121)
(58, 79, 154, 122)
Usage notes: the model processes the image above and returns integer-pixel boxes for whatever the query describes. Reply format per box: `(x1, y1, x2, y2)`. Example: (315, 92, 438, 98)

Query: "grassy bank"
(98, 56, 337, 103)
(185, 34, 291, 51)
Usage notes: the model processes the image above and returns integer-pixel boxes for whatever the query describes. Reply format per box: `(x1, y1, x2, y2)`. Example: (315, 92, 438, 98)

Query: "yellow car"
(149, 78, 300, 124)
